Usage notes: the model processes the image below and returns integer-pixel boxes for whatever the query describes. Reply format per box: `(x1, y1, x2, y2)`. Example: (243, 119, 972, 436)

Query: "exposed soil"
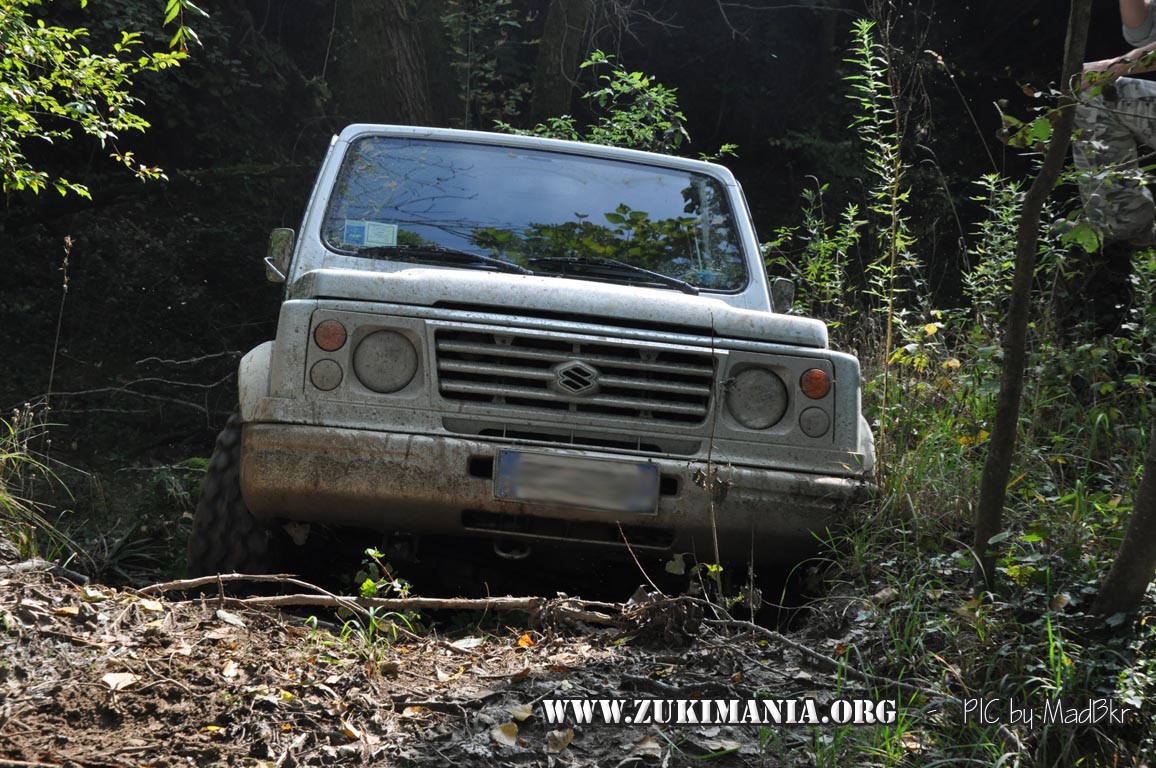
(0, 550, 888, 768)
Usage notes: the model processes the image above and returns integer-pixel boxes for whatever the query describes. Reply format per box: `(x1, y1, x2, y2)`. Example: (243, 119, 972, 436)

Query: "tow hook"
(493, 538, 531, 561)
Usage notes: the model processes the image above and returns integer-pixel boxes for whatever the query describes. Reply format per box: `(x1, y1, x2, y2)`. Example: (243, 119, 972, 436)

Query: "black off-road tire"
(187, 412, 279, 577)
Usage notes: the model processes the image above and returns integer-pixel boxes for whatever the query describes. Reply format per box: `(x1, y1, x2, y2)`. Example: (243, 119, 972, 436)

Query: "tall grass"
(0, 405, 77, 563)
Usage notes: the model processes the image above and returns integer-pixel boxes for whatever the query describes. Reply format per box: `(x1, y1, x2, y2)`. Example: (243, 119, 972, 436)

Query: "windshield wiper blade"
(527, 256, 699, 295)
(357, 245, 532, 275)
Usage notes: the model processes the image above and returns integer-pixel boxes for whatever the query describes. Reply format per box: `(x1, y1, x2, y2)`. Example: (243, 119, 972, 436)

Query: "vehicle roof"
(336, 124, 741, 184)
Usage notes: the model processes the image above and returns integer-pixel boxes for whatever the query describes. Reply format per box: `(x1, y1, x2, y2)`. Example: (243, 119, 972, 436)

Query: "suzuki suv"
(187, 125, 874, 579)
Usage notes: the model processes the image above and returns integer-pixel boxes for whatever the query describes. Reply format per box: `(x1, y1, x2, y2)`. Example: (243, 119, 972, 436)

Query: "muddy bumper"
(239, 424, 866, 565)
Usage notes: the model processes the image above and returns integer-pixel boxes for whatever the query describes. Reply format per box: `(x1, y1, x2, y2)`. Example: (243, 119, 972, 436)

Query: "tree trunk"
(330, 0, 454, 126)
(529, 0, 595, 125)
(1093, 426, 1156, 615)
(972, 0, 1092, 592)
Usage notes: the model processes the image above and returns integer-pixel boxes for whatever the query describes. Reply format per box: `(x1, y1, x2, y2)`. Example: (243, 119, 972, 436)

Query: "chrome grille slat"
(435, 330, 714, 425)
(436, 339, 711, 377)
(438, 359, 712, 396)
(440, 381, 708, 416)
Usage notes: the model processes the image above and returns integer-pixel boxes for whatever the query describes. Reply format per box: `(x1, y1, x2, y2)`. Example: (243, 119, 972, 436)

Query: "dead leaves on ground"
(2, 567, 891, 767)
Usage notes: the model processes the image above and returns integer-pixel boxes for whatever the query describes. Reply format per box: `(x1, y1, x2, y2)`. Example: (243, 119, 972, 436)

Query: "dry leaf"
(451, 636, 485, 650)
(201, 725, 224, 733)
(139, 599, 164, 613)
(340, 718, 361, 740)
(221, 660, 239, 679)
(508, 703, 533, 721)
(702, 738, 742, 753)
(53, 606, 80, 616)
(516, 633, 534, 648)
(101, 672, 139, 691)
(492, 722, 518, 746)
(900, 732, 925, 752)
(436, 667, 463, 682)
(401, 706, 428, 718)
(81, 587, 108, 602)
(545, 728, 574, 753)
(871, 587, 899, 606)
(1050, 592, 1071, 611)
(215, 609, 246, 627)
(630, 735, 663, 758)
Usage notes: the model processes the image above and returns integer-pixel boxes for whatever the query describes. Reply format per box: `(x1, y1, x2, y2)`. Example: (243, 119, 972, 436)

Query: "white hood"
(291, 268, 828, 348)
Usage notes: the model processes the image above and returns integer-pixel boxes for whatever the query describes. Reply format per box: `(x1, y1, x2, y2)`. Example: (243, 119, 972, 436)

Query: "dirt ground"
(0, 549, 893, 768)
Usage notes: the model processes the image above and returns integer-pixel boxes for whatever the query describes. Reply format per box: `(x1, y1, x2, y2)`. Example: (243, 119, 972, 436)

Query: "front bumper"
(239, 424, 867, 565)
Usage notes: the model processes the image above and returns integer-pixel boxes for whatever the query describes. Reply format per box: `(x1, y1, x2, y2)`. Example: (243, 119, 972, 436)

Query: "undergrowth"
(764, 17, 1156, 767)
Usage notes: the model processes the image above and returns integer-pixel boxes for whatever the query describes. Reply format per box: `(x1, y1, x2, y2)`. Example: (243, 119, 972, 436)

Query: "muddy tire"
(187, 412, 278, 577)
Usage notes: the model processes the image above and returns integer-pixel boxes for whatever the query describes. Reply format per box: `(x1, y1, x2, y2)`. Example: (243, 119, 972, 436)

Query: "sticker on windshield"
(342, 220, 398, 248)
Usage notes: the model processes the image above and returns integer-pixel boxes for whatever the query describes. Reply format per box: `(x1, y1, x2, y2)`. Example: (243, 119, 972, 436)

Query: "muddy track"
(0, 556, 901, 767)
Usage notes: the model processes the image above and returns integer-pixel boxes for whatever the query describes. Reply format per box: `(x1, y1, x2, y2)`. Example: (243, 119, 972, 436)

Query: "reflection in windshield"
(322, 137, 747, 290)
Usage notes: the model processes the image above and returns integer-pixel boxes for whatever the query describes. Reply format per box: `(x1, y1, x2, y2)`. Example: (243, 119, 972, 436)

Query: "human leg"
(1072, 77, 1156, 245)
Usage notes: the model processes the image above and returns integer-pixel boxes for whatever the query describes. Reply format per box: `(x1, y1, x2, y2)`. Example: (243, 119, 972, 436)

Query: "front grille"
(435, 330, 714, 424)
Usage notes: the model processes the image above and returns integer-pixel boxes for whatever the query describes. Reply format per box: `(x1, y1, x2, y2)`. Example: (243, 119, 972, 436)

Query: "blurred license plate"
(493, 450, 659, 514)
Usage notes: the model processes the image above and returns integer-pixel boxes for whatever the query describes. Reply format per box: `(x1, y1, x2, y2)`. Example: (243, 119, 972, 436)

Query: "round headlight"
(726, 368, 788, 429)
(352, 331, 418, 393)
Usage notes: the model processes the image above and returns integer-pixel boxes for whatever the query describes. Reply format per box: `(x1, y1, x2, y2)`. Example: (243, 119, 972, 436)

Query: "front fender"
(238, 342, 274, 422)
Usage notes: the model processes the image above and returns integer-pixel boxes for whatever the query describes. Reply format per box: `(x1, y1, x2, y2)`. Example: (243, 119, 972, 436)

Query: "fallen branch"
(0, 559, 89, 584)
(139, 573, 627, 625)
(229, 592, 551, 614)
(0, 759, 64, 768)
(140, 572, 335, 595)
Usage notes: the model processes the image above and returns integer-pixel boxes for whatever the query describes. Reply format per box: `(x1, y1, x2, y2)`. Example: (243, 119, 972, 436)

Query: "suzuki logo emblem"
(552, 360, 600, 396)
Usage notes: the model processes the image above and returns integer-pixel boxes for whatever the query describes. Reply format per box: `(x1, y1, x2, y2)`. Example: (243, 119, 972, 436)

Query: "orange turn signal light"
(800, 368, 831, 399)
(314, 319, 347, 352)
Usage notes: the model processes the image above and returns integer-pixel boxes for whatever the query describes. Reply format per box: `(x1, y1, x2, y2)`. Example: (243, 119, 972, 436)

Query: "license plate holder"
(493, 450, 659, 514)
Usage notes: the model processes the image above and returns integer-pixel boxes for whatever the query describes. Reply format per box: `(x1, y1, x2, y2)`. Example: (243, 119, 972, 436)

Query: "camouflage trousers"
(1073, 77, 1156, 244)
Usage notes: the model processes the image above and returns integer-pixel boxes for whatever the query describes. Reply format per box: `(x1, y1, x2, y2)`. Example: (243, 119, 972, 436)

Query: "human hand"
(1079, 58, 1127, 91)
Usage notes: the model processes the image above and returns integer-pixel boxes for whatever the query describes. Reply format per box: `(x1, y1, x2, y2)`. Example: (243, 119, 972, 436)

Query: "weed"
(333, 548, 421, 668)
(0, 404, 81, 566)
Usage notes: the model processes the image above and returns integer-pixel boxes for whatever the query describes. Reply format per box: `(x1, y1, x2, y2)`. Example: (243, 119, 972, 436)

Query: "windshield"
(321, 137, 748, 291)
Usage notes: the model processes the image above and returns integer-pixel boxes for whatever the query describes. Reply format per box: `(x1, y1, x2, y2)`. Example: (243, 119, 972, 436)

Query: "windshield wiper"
(357, 245, 532, 275)
(527, 256, 699, 295)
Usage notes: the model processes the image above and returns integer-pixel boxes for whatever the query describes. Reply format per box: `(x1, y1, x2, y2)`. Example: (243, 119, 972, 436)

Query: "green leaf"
(987, 531, 1013, 545)
(359, 578, 379, 598)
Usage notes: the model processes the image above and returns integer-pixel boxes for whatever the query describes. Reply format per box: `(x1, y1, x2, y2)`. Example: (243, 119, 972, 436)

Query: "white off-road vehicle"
(187, 125, 874, 579)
